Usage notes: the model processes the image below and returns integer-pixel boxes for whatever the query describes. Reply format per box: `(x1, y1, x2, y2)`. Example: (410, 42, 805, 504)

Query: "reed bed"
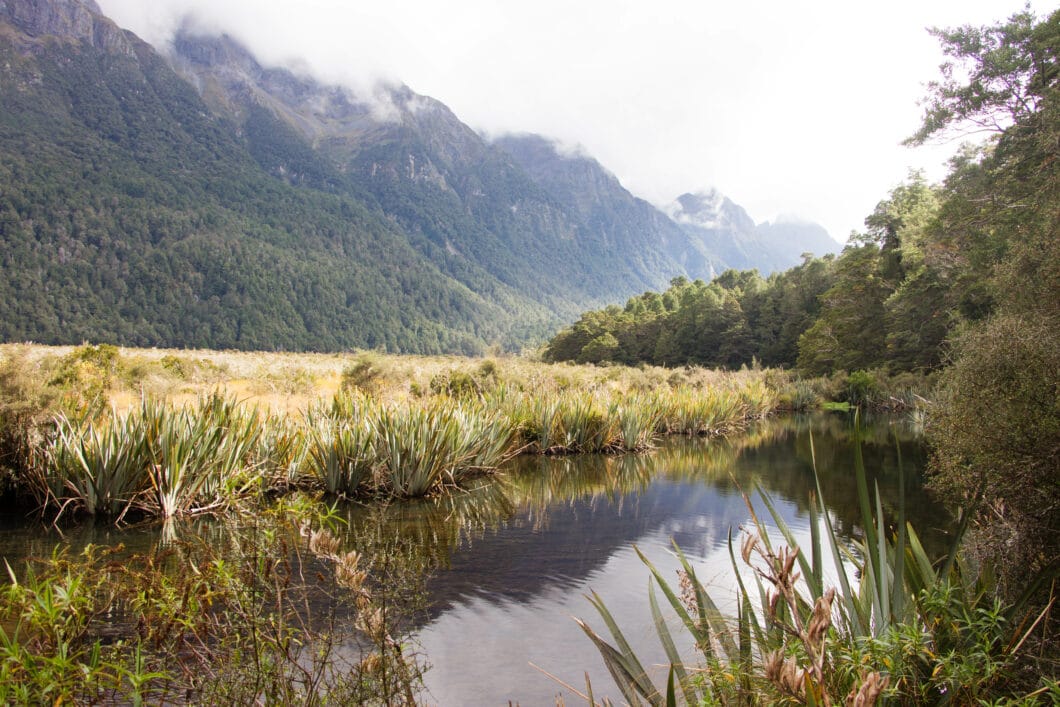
(14, 349, 785, 521)
(31, 396, 267, 520)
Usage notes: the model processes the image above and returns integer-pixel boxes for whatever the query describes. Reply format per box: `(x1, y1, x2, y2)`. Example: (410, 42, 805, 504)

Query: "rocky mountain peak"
(667, 189, 756, 233)
(494, 134, 622, 195)
(172, 29, 260, 73)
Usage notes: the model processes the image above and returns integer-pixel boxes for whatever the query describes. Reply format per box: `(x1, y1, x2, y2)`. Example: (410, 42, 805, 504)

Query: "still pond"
(0, 412, 947, 704)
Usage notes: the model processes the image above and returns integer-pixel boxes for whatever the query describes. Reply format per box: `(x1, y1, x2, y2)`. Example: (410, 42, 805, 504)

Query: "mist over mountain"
(667, 191, 838, 274)
(0, 0, 835, 353)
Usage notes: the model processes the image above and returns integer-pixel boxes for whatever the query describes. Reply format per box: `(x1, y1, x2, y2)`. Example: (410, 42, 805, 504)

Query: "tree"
(797, 245, 889, 375)
(918, 8, 1060, 599)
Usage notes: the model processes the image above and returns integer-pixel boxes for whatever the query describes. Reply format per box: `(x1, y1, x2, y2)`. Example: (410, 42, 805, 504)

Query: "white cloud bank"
(97, 0, 1050, 243)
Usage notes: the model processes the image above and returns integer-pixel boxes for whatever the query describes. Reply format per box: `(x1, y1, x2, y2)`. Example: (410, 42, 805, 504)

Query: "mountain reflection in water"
(0, 413, 946, 705)
(333, 412, 945, 705)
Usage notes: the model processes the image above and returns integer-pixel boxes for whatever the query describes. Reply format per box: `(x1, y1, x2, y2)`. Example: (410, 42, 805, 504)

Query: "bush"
(341, 355, 383, 395)
(844, 370, 881, 407)
(930, 313, 1060, 601)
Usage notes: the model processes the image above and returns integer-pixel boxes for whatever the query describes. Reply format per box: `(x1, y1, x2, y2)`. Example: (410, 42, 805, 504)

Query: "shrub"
(341, 355, 384, 395)
(844, 369, 881, 407)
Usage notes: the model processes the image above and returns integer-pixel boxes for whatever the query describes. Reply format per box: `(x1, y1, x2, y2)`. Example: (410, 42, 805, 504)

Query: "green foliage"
(930, 314, 1060, 596)
(915, 7, 1060, 612)
(429, 369, 487, 401)
(0, 504, 429, 704)
(844, 370, 881, 408)
(303, 412, 376, 497)
(545, 260, 839, 371)
(0, 348, 58, 495)
(0, 33, 547, 355)
(578, 431, 1053, 704)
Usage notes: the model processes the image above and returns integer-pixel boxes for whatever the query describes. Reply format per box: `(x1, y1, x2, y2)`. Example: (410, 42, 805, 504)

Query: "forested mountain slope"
(0, 0, 834, 353)
(0, 0, 533, 352)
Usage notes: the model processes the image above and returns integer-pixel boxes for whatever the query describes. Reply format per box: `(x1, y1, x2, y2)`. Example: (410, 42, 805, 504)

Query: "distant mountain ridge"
(666, 190, 838, 273)
(0, 0, 836, 353)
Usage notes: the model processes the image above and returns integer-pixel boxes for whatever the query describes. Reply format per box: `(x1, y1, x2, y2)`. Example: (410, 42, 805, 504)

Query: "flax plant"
(609, 395, 663, 452)
(577, 425, 1055, 705)
(141, 395, 263, 518)
(556, 395, 620, 453)
(374, 403, 476, 497)
(35, 411, 147, 519)
(453, 403, 517, 472)
(662, 388, 746, 436)
(303, 413, 376, 496)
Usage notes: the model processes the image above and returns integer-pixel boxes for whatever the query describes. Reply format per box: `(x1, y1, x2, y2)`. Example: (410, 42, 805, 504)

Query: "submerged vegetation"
(0, 499, 430, 704)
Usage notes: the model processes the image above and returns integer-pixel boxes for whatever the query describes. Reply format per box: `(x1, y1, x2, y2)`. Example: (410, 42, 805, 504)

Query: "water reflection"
(0, 413, 948, 705)
(327, 412, 948, 704)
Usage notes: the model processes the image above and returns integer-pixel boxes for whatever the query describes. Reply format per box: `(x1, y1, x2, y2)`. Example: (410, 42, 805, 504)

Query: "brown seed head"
(807, 587, 835, 646)
(309, 529, 341, 558)
(741, 532, 759, 565)
(845, 671, 889, 707)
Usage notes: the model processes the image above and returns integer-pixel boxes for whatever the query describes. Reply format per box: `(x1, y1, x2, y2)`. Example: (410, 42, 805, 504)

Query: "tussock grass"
(5, 344, 791, 520)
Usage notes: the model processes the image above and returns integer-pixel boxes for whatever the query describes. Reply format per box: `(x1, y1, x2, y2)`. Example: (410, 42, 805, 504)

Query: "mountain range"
(0, 0, 836, 353)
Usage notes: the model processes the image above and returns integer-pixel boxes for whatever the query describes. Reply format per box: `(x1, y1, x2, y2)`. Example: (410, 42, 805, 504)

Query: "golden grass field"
(1, 342, 773, 414)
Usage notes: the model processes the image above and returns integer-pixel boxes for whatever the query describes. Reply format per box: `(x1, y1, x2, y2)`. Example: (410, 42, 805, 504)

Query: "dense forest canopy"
(543, 172, 953, 374)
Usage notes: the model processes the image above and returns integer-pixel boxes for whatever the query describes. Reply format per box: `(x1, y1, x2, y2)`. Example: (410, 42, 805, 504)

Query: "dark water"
(0, 413, 948, 705)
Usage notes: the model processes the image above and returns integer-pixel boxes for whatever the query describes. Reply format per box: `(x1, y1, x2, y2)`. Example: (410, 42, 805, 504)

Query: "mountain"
(492, 134, 723, 280)
(0, 0, 535, 352)
(0, 0, 835, 354)
(753, 218, 839, 269)
(493, 140, 835, 279)
(167, 31, 712, 309)
(667, 190, 837, 274)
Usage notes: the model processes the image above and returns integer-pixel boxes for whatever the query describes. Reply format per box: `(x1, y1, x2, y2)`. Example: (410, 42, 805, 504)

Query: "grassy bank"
(1, 344, 806, 521)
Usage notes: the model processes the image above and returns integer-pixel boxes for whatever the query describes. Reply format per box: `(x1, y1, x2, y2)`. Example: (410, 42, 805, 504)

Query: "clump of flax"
(739, 509, 888, 706)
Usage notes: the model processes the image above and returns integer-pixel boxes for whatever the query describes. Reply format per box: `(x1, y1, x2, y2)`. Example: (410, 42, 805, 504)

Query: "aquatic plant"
(37, 411, 147, 519)
(374, 403, 493, 497)
(577, 429, 1055, 704)
(0, 501, 429, 705)
(609, 395, 663, 452)
(303, 413, 376, 496)
(661, 387, 746, 436)
(141, 396, 263, 518)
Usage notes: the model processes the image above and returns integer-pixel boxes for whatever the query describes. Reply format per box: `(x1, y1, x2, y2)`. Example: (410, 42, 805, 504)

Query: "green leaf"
(648, 580, 696, 705)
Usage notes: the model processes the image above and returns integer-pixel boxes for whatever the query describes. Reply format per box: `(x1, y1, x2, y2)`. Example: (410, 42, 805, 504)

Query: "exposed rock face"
(168, 31, 688, 304)
(495, 133, 721, 279)
(0, 0, 130, 53)
(669, 190, 756, 234)
(667, 190, 837, 273)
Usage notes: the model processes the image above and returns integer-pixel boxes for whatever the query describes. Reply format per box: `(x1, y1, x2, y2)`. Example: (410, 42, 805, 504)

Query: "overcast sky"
(97, 0, 1046, 243)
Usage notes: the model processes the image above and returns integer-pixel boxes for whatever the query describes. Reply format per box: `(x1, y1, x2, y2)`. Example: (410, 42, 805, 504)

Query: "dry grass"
(1, 344, 775, 414)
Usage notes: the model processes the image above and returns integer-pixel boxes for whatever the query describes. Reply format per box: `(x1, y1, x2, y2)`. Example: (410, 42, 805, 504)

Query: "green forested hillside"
(0, 13, 547, 353)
